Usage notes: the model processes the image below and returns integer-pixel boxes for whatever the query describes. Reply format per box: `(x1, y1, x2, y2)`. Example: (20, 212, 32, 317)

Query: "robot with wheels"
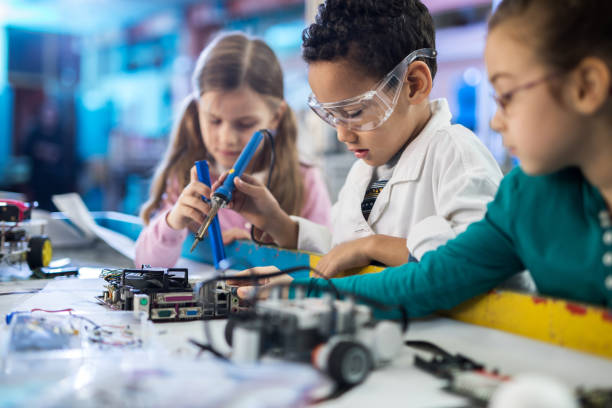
(0, 199, 52, 270)
(224, 288, 404, 388)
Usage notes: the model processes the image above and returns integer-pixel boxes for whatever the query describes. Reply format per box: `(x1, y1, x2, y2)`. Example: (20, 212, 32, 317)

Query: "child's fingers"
(238, 173, 264, 186)
(234, 177, 263, 197)
(222, 228, 251, 245)
(315, 257, 337, 279)
(187, 182, 212, 199)
(237, 286, 259, 300)
(226, 266, 279, 285)
(180, 205, 206, 226)
(213, 171, 229, 192)
(180, 194, 211, 215)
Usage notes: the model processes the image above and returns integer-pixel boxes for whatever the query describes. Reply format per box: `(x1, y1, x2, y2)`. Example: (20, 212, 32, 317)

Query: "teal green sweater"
(294, 167, 612, 317)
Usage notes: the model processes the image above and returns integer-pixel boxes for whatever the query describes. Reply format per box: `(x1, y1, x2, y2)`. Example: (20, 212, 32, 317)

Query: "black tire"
(27, 235, 52, 270)
(225, 318, 236, 346)
(327, 341, 372, 387)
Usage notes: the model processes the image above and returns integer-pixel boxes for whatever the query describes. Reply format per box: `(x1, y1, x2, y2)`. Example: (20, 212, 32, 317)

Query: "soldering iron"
(190, 129, 272, 252)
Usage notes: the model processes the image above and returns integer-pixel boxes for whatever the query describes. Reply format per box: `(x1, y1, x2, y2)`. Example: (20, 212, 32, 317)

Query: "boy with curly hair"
(226, 0, 503, 277)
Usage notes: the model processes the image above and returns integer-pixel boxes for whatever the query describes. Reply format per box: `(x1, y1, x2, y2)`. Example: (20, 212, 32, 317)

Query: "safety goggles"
(308, 48, 437, 131)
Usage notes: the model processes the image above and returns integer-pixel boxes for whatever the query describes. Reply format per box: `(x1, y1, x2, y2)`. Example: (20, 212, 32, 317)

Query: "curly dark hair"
(302, 0, 437, 80)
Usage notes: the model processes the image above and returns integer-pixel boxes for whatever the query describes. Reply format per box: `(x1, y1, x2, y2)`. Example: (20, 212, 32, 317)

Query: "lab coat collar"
(348, 98, 452, 187)
(392, 98, 452, 183)
(365, 98, 452, 226)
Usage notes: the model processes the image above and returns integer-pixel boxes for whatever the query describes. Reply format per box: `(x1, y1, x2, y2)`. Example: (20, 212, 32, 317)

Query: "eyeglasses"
(492, 72, 560, 113)
(308, 48, 437, 132)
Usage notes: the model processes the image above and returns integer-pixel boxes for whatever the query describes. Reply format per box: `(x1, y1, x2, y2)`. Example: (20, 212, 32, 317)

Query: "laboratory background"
(0, 0, 508, 212)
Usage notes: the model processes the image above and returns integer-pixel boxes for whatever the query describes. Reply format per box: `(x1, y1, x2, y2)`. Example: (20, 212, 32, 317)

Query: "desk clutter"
(2, 264, 611, 408)
(0, 270, 331, 408)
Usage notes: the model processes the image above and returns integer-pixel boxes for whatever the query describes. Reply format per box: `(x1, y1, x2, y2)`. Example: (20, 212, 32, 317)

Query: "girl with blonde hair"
(135, 32, 331, 268)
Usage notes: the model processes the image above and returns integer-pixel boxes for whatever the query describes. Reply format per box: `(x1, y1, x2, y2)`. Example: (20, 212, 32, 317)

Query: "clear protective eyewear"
(308, 48, 437, 131)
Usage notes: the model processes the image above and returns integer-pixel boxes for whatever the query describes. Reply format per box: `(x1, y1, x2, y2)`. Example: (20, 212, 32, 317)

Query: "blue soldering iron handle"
(195, 160, 226, 268)
(214, 129, 267, 202)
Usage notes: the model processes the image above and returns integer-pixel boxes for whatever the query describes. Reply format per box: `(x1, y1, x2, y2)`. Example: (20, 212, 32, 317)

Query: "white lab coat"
(292, 98, 503, 260)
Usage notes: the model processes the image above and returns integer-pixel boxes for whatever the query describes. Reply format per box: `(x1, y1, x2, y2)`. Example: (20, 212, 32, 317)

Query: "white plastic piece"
(232, 326, 261, 364)
(269, 286, 282, 301)
(489, 373, 578, 408)
(294, 286, 306, 299)
(133, 294, 150, 318)
(372, 321, 402, 362)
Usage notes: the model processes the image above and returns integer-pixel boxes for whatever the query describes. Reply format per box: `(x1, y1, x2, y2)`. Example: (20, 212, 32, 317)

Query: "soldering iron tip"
(190, 238, 199, 253)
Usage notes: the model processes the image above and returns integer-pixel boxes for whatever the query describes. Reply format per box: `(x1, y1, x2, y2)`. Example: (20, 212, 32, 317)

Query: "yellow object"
(444, 291, 612, 359)
(310, 254, 382, 278)
(229, 169, 235, 174)
(42, 239, 52, 267)
(308, 255, 612, 359)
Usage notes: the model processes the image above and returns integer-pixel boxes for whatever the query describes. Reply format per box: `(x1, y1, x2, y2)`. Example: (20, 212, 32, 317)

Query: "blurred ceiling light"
(0, 0, 197, 35)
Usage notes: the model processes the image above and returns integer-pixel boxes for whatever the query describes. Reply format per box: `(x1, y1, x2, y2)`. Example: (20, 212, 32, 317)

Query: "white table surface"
(2, 272, 611, 408)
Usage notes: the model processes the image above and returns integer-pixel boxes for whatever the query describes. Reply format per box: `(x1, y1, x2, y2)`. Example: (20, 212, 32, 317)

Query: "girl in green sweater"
(233, 0, 612, 316)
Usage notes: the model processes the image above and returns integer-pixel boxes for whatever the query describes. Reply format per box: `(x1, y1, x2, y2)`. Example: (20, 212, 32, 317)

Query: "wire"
(204, 264, 341, 299)
(30, 308, 74, 313)
(250, 129, 275, 246)
(404, 340, 454, 357)
(189, 338, 228, 360)
(0, 290, 41, 296)
(207, 262, 409, 329)
(28, 308, 102, 330)
(197, 260, 410, 362)
(198, 262, 334, 360)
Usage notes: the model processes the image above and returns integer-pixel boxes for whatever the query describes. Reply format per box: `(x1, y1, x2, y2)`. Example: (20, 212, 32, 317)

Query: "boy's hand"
(317, 235, 410, 278)
(315, 237, 372, 278)
(227, 266, 294, 299)
(167, 166, 212, 231)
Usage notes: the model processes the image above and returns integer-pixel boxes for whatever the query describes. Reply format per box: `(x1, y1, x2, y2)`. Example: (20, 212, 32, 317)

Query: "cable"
(205, 264, 341, 299)
(250, 130, 275, 246)
(196, 261, 410, 362)
(188, 338, 228, 360)
(211, 261, 409, 331)
(0, 290, 41, 296)
(404, 340, 454, 357)
(198, 262, 335, 360)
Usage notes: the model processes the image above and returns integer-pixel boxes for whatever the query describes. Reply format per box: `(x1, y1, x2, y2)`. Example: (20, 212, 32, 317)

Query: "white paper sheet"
(51, 193, 136, 260)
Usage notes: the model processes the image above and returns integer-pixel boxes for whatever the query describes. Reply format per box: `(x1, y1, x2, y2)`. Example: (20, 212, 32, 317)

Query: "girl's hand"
(212, 172, 282, 231)
(227, 266, 293, 299)
(315, 238, 372, 278)
(166, 166, 212, 231)
(213, 172, 299, 249)
(222, 228, 251, 245)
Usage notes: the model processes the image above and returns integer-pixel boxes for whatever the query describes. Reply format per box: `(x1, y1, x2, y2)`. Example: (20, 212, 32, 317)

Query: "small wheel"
(327, 341, 372, 387)
(27, 235, 52, 270)
(225, 318, 237, 346)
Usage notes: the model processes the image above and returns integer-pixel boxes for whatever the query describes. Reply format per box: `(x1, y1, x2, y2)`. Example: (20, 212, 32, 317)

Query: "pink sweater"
(134, 164, 332, 267)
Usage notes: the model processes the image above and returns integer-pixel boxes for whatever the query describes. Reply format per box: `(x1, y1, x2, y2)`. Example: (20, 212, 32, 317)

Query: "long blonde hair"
(141, 32, 304, 224)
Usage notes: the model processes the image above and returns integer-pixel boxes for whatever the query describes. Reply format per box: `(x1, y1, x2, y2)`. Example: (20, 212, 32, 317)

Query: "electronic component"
(406, 340, 510, 406)
(100, 267, 248, 322)
(577, 387, 612, 408)
(0, 199, 52, 270)
(194, 280, 249, 318)
(99, 267, 201, 322)
(224, 290, 403, 388)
